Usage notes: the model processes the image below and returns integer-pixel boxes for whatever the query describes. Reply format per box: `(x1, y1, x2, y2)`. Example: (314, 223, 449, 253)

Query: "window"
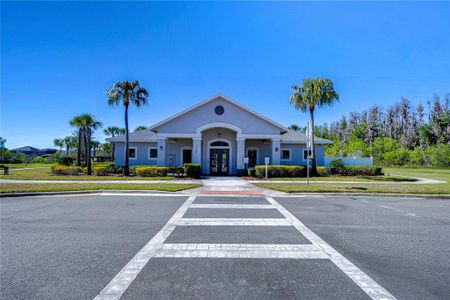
(148, 147, 158, 160)
(211, 141, 229, 147)
(281, 149, 291, 160)
(128, 147, 137, 159)
(247, 149, 257, 167)
(303, 149, 312, 160)
(182, 148, 192, 164)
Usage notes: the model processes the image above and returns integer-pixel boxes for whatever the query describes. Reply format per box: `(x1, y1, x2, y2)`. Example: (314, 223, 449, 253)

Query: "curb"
(276, 192, 450, 200)
(0, 189, 192, 198)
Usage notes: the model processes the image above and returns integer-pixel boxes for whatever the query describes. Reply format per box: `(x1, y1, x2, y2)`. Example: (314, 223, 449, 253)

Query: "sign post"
(306, 120, 312, 188)
(264, 157, 270, 179)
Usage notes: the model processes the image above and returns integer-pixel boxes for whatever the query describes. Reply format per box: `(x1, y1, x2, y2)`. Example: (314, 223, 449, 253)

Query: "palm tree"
(289, 78, 339, 175)
(103, 126, 125, 161)
(63, 135, 77, 156)
(134, 125, 148, 132)
(78, 114, 103, 175)
(69, 115, 85, 166)
(106, 80, 149, 176)
(91, 140, 101, 160)
(53, 138, 64, 153)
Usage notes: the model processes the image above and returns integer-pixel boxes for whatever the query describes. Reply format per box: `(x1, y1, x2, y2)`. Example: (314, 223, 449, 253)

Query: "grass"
(1, 163, 55, 169)
(256, 167, 450, 194)
(267, 175, 417, 182)
(0, 183, 201, 193)
(0, 167, 175, 181)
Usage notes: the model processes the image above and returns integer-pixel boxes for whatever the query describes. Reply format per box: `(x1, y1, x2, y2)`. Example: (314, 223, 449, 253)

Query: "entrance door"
(210, 149, 229, 175)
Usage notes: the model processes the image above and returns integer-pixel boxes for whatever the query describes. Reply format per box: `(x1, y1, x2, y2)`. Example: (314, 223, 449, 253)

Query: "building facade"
(108, 95, 333, 175)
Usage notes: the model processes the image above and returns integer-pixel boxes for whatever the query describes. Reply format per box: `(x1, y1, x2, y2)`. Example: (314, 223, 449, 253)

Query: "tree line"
(291, 94, 450, 167)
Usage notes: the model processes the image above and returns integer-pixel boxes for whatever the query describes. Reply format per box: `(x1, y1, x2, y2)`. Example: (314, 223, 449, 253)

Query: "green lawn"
(0, 183, 201, 193)
(256, 167, 450, 194)
(0, 167, 175, 181)
(1, 163, 55, 169)
(267, 175, 417, 182)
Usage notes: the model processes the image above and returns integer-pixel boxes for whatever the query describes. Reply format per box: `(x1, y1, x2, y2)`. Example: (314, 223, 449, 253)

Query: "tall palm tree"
(91, 140, 101, 160)
(289, 78, 339, 175)
(103, 126, 125, 161)
(106, 80, 149, 176)
(78, 114, 103, 175)
(53, 138, 64, 153)
(69, 115, 85, 166)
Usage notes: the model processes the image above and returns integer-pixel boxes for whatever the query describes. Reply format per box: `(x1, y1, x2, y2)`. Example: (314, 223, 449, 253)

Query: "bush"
(51, 165, 82, 176)
(254, 165, 306, 178)
(184, 163, 201, 178)
(0, 149, 26, 163)
(343, 166, 383, 176)
(167, 167, 185, 176)
(93, 166, 109, 176)
(329, 159, 346, 174)
(58, 156, 74, 166)
(247, 168, 256, 177)
(424, 144, 450, 167)
(317, 166, 331, 176)
(135, 166, 158, 177)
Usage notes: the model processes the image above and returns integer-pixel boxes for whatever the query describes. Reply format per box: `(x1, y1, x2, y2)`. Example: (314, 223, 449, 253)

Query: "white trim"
(149, 94, 288, 133)
(157, 133, 201, 139)
(128, 146, 137, 160)
(240, 134, 282, 139)
(302, 149, 312, 162)
(246, 147, 259, 167)
(281, 148, 292, 161)
(180, 146, 193, 166)
(196, 122, 242, 134)
(207, 138, 232, 175)
(148, 147, 158, 160)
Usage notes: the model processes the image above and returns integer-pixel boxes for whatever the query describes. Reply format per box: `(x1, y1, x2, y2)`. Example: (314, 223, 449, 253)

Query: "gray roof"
(280, 130, 333, 145)
(107, 129, 333, 144)
(11, 146, 39, 152)
(106, 129, 157, 142)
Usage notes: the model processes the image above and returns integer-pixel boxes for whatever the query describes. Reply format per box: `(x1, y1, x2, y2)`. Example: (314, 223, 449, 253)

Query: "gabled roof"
(281, 130, 333, 145)
(149, 94, 288, 133)
(106, 129, 157, 142)
(11, 146, 39, 152)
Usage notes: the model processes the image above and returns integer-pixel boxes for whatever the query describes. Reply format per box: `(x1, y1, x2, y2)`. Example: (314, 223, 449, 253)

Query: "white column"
(157, 138, 166, 166)
(236, 137, 245, 171)
(192, 137, 202, 164)
(271, 138, 281, 165)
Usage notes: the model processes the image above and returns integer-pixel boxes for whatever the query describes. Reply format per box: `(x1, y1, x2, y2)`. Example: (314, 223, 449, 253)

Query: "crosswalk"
(94, 193, 396, 300)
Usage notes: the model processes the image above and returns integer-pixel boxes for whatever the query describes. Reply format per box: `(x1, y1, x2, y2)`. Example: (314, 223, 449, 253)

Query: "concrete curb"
(274, 192, 450, 199)
(0, 189, 191, 198)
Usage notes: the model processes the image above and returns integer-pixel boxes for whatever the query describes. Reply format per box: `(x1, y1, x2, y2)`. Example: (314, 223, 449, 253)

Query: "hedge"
(93, 166, 109, 176)
(51, 165, 82, 176)
(319, 166, 382, 176)
(184, 163, 201, 178)
(135, 166, 168, 177)
(254, 165, 306, 178)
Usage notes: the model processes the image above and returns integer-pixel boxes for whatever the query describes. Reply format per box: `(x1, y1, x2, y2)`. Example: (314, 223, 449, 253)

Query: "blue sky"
(1, 1, 449, 149)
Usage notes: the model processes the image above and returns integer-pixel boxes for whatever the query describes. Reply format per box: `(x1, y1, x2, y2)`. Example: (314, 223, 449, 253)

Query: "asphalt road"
(1, 193, 449, 299)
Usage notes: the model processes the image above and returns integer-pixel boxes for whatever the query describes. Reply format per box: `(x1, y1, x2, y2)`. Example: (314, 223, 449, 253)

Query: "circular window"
(215, 105, 224, 115)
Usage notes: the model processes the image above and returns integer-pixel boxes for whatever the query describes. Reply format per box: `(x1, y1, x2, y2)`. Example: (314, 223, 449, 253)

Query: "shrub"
(317, 166, 331, 176)
(247, 168, 256, 177)
(329, 159, 346, 174)
(344, 166, 383, 176)
(254, 165, 306, 178)
(51, 165, 82, 176)
(93, 166, 109, 176)
(167, 167, 185, 176)
(58, 156, 74, 166)
(184, 163, 201, 178)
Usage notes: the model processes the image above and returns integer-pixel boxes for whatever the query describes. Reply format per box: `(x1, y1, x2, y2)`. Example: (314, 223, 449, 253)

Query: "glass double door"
(210, 149, 229, 175)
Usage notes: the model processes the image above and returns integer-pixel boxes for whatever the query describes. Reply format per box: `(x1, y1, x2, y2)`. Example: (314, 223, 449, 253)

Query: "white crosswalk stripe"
(94, 193, 396, 300)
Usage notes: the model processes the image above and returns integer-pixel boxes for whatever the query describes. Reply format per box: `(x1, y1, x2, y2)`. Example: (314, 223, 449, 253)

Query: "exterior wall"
(201, 128, 237, 174)
(324, 156, 373, 166)
(279, 144, 325, 166)
(165, 139, 193, 167)
(245, 140, 271, 165)
(154, 97, 282, 135)
(114, 142, 157, 166)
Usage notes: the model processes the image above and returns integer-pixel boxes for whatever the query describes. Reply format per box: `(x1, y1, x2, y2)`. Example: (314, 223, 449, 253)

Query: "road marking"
(266, 196, 396, 300)
(189, 203, 275, 209)
(177, 218, 291, 226)
(162, 243, 320, 251)
(380, 205, 417, 217)
(100, 192, 189, 197)
(93, 195, 197, 300)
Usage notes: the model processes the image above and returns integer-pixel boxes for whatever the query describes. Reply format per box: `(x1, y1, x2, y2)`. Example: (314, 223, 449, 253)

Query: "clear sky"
(1, 1, 449, 149)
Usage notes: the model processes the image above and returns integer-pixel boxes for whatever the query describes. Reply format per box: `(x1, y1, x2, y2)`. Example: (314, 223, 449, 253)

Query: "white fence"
(324, 156, 373, 167)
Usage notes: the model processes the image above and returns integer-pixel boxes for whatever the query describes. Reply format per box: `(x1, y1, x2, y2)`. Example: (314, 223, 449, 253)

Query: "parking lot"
(1, 192, 449, 299)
